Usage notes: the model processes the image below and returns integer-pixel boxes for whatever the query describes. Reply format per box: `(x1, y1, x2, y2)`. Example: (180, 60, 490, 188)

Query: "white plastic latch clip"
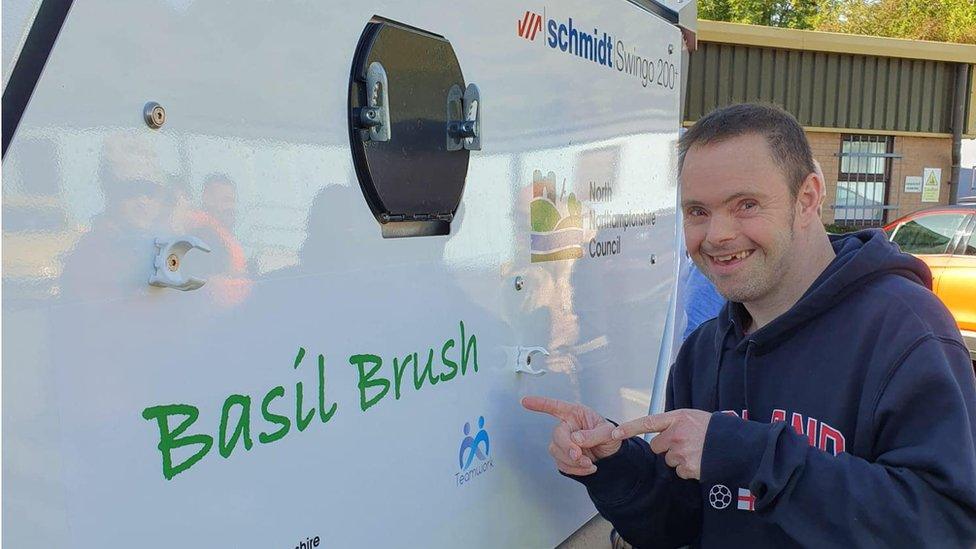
(149, 237, 212, 291)
(513, 346, 549, 376)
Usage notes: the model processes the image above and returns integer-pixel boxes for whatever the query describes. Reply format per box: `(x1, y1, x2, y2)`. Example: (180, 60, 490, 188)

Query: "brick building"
(684, 21, 976, 227)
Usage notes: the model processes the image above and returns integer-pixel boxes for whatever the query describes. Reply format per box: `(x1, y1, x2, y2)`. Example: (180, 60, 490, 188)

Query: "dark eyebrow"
(681, 192, 766, 209)
(722, 192, 766, 205)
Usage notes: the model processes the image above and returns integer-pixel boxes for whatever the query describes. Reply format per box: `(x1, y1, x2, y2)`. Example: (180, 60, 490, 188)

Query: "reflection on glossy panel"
(2, 0, 683, 547)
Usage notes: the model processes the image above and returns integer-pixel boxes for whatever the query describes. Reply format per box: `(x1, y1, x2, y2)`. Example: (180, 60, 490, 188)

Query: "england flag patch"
(737, 488, 756, 511)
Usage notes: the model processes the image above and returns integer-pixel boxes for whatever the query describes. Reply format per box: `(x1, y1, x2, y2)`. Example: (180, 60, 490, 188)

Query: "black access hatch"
(349, 18, 481, 238)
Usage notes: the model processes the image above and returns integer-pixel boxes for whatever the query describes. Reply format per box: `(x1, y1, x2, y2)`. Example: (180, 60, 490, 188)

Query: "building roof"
(697, 20, 976, 64)
(686, 21, 976, 138)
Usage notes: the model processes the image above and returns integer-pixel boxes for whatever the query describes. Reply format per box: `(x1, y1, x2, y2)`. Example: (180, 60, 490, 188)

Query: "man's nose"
(705, 213, 737, 246)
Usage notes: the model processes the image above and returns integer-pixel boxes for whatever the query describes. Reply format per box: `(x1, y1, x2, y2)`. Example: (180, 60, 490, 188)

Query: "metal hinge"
(379, 213, 406, 223)
(380, 212, 455, 223)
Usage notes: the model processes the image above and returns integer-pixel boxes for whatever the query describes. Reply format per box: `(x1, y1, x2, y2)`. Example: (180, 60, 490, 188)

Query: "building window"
(833, 135, 894, 226)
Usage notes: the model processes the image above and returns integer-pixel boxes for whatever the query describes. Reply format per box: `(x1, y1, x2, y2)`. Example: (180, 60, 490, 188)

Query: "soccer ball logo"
(708, 485, 732, 509)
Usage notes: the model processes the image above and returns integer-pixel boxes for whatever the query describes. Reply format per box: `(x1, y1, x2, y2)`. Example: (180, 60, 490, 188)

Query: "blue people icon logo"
(458, 416, 490, 471)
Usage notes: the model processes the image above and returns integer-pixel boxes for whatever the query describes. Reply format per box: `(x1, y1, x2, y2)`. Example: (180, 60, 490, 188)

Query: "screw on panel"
(651, 212, 657, 225)
(360, 107, 382, 127)
(514, 276, 524, 291)
(650, 254, 657, 265)
(167, 254, 180, 271)
(668, 44, 674, 55)
(448, 120, 478, 139)
(144, 102, 166, 129)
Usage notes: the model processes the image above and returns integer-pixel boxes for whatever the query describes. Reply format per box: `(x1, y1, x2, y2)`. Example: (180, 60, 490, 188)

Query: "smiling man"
(523, 104, 976, 547)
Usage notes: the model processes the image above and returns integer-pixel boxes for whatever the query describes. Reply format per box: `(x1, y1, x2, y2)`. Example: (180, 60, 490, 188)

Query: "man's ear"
(796, 166, 826, 226)
(813, 159, 826, 219)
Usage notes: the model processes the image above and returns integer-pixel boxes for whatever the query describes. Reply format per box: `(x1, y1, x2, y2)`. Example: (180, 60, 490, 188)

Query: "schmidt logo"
(517, 10, 544, 41)
(456, 416, 494, 486)
(516, 9, 613, 68)
(516, 8, 675, 90)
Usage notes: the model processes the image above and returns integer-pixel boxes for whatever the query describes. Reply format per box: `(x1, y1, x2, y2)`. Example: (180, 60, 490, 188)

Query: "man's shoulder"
(856, 273, 959, 336)
(682, 315, 722, 349)
(673, 317, 723, 374)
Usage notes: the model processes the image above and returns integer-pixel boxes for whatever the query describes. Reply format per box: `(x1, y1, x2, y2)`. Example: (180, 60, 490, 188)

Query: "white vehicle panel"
(3, 1, 681, 547)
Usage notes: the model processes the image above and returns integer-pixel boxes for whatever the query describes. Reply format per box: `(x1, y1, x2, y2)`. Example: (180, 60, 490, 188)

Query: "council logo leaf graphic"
(530, 170, 584, 263)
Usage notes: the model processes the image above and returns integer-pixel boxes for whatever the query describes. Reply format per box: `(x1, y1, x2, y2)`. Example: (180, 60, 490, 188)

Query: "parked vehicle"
(884, 205, 976, 360)
(2, 1, 695, 547)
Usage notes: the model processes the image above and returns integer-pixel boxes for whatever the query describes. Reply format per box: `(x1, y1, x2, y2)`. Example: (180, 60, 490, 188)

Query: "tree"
(698, 0, 822, 29)
(813, 0, 976, 45)
(699, 0, 976, 44)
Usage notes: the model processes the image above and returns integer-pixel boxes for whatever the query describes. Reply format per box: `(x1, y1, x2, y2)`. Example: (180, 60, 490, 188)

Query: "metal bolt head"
(650, 254, 657, 265)
(167, 254, 180, 272)
(651, 212, 657, 225)
(144, 102, 166, 129)
(668, 44, 674, 55)
(514, 276, 524, 291)
(360, 107, 383, 128)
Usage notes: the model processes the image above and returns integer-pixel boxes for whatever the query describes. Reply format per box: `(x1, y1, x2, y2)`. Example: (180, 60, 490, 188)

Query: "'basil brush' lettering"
(142, 321, 479, 480)
(141, 347, 338, 480)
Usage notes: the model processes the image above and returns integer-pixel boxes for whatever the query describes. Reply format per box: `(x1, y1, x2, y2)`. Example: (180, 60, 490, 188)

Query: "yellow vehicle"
(885, 201, 976, 360)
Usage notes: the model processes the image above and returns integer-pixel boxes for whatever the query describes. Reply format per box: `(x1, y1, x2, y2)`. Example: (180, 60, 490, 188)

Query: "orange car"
(884, 200, 976, 360)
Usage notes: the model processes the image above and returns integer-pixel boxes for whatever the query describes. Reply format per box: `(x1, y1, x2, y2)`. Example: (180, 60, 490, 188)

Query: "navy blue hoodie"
(574, 230, 976, 548)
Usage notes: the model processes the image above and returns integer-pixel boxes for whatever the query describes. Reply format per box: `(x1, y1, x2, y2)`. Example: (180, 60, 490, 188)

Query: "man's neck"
(743, 233, 836, 332)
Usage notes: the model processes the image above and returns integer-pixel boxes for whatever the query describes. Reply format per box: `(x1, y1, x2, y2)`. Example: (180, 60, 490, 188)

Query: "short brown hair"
(678, 103, 815, 199)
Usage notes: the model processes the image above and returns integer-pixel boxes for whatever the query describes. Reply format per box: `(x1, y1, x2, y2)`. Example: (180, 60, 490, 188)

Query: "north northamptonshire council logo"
(456, 416, 493, 486)
(530, 170, 584, 263)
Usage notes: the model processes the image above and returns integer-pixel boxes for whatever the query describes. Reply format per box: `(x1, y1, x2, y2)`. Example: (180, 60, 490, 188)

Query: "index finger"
(521, 396, 576, 422)
(611, 411, 678, 440)
(571, 421, 615, 449)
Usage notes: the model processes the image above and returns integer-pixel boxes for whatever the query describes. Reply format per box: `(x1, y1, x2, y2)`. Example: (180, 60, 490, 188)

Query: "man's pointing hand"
(609, 409, 712, 480)
(521, 396, 621, 476)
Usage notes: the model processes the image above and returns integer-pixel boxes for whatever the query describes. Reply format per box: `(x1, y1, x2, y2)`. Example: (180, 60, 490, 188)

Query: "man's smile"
(705, 249, 755, 271)
(702, 248, 755, 275)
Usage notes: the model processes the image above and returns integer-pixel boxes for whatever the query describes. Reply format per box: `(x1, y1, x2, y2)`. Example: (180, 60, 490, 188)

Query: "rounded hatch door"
(349, 19, 475, 238)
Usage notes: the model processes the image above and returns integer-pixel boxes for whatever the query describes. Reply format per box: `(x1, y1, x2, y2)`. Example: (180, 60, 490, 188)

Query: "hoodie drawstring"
(712, 321, 735, 411)
(743, 341, 756, 421)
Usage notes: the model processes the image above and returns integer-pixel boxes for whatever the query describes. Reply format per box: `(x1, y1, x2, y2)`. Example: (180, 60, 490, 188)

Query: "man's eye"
(740, 201, 757, 211)
(688, 208, 706, 217)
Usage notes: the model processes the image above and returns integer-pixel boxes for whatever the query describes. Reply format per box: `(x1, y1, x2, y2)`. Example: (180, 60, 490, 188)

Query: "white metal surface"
(3, 1, 682, 547)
